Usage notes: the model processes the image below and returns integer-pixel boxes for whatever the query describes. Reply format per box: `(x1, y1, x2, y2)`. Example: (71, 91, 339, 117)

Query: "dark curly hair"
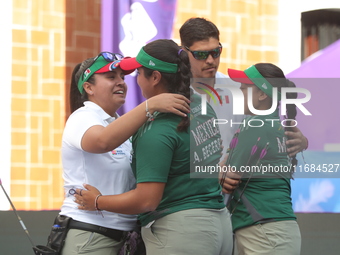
(141, 39, 192, 132)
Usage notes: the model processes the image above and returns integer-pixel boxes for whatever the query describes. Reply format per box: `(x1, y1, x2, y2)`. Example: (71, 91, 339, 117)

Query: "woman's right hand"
(219, 171, 241, 194)
(147, 93, 190, 117)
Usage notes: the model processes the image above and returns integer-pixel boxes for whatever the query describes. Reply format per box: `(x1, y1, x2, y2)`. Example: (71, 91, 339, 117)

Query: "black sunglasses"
(185, 43, 222, 60)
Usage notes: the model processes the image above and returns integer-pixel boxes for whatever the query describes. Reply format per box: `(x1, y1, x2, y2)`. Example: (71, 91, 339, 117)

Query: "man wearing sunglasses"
(179, 17, 308, 255)
(180, 17, 308, 164)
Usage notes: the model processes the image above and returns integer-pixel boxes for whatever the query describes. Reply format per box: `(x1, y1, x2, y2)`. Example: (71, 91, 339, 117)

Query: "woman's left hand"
(74, 184, 101, 211)
(148, 93, 190, 117)
(285, 126, 308, 156)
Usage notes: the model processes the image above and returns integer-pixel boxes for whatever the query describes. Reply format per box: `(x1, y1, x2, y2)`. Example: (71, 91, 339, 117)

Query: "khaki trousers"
(142, 208, 233, 255)
(61, 229, 125, 255)
(233, 220, 301, 255)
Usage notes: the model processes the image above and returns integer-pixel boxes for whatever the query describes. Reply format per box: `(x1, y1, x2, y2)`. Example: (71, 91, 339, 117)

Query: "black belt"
(68, 219, 125, 241)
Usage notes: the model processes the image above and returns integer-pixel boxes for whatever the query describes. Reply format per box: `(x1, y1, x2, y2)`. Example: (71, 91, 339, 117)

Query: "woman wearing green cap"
(74, 40, 232, 255)
(221, 63, 301, 255)
(56, 52, 190, 255)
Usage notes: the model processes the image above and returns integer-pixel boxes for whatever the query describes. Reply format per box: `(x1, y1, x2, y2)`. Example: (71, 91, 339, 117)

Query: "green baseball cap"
(119, 47, 178, 74)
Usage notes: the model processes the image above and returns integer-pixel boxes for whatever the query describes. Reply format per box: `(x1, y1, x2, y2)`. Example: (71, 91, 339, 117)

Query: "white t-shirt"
(60, 101, 137, 231)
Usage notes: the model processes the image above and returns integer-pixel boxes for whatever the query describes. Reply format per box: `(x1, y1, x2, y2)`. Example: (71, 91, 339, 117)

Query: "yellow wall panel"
(11, 149, 27, 162)
(9, 0, 88, 210)
(31, 99, 50, 112)
(219, 16, 237, 30)
(31, 31, 50, 45)
(31, 48, 39, 62)
(31, 7, 40, 27)
(11, 98, 28, 112)
(12, 10, 29, 25)
(53, 0, 65, 12)
(249, 34, 263, 46)
(247, 49, 262, 62)
(11, 187, 27, 201)
(53, 133, 63, 148)
(13, 0, 29, 9)
(264, 34, 278, 47)
(264, 19, 278, 31)
(52, 101, 63, 129)
(53, 66, 65, 80)
(12, 63, 27, 77)
(31, 66, 39, 94)
(11, 167, 26, 180)
(11, 114, 27, 129)
(30, 116, 39, 130)
(41, 0, 52, 11)
(12, 80, 28, 94)
(11, 132, 26, 146)
(12, 29, 27, 43)
(13, 47, 28, 61)
(264, 51, 279, 63)
(42, 116, 51, 147)
(42, 150, 61, 164)
(229, 0, 249, 13)
(42, 83, 61, 96)
(42, 14, 64, 29)
(53, 33, 63, 62)
(30, 134, 39, 164)
(263, 2, 278, 15)
(31, 167, 48, 181)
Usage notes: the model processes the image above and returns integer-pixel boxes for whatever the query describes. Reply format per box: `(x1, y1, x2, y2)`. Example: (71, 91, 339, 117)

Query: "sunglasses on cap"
(77, 52, 124, 93)
(184, 43, 222, 60)
(95, 52, 123, 62)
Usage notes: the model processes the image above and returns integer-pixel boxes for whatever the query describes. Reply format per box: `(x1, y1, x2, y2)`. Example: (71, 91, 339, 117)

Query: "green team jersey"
(227, 110, 296, 232)
(131, 94, 224, 227)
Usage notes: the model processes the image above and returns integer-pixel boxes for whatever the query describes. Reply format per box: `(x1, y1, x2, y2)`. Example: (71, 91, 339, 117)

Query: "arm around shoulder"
(82, 93, 189, 153)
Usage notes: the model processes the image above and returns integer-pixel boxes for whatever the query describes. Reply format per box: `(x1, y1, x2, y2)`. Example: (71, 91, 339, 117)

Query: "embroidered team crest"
(84, 68, 91, 78)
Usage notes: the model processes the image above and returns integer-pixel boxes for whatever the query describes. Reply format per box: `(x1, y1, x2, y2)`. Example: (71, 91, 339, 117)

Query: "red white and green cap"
(77, 53, 133, 93)
(120, 47, 178, 74)
(228, 65, 281, 99)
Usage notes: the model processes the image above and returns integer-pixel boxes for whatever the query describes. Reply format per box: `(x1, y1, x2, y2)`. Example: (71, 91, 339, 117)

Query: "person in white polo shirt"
(56, 52, 189, 255)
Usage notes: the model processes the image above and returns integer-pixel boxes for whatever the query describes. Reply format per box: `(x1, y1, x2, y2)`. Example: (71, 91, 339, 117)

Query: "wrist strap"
(145, 100, 154, 121)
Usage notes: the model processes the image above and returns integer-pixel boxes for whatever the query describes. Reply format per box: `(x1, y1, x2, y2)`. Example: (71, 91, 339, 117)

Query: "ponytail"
(284, 79, 298, 177)
(142, 40, 192, 132)
(285, 79, 297, 123)
(175, 47, 191, 132)
(69, 58, 95, 113)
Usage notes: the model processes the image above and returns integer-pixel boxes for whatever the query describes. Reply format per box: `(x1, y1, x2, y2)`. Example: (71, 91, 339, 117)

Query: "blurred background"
(0, 0, 339, 254)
